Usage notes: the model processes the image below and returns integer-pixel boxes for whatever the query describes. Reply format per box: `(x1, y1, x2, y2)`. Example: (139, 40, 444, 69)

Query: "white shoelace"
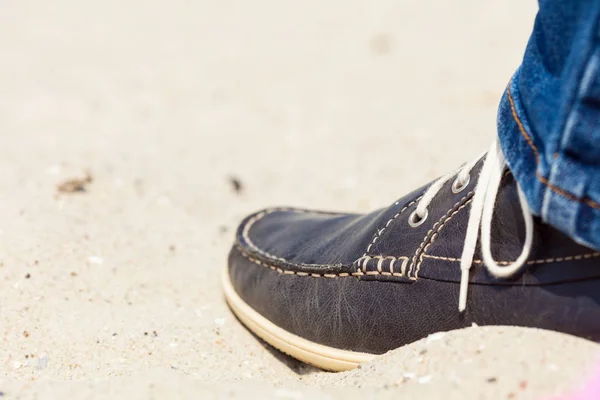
(413, 139, 534, 311)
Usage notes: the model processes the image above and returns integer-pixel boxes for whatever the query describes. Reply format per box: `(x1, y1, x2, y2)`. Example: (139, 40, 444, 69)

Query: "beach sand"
(1, 0, 598, 398)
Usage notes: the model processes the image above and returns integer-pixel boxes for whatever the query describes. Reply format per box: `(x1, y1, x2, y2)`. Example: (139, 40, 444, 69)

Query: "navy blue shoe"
(223, 143, 600, 371)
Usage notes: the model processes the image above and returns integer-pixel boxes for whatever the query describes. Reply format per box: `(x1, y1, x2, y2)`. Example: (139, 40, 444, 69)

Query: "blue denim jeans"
(498, 0, 600, 250)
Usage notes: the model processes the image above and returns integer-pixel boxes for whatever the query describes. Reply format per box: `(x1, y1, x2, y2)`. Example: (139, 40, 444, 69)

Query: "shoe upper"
(228, 162, 600, 354)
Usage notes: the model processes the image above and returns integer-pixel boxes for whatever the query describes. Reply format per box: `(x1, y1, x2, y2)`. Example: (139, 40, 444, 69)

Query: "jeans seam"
(507, 82, 600, 210)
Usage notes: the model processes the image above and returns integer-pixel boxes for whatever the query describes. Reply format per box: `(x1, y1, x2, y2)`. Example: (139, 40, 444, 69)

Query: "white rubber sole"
(222, 268, 376, 371)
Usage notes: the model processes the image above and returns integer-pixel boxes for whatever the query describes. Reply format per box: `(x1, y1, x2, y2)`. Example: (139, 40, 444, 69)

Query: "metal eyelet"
(452, 174, 471, 194)
(408, 209, 428, 228)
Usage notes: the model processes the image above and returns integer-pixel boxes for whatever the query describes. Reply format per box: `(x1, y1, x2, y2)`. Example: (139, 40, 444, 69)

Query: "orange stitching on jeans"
(507, 83, 541, 163)
(537, 173, 600, 209)
(507, 82, 600, 210)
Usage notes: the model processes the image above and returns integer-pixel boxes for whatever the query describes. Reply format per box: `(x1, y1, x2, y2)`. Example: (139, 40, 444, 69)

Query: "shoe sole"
(222, 268, 376, 371)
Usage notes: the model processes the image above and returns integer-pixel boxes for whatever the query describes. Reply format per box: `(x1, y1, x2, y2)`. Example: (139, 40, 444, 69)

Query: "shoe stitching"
(416, 199, 600, 275)
(507, 83, 600, 210)
(354, 255, 411, 277)
(238, 225, 600, 280)
(423, 252, 600, 265)
(240, 207, 415, 277)
(239, 180, 600, 278)
(237, 241, 600, 280)
(404, 164, 501, 277)
(240, 168, 485, 267)
(241, 207, 346, 263)
(362, 196, 423, 256)
(235, 245, 414, 278)
(415, 199, 474, 278)
(410, 192, 475, 278)
(236, 245, 363, 278)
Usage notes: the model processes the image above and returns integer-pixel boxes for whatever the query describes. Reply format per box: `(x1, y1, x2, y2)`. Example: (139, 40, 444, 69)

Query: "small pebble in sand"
(37, 354, 49, 370)
(25, 273, 30, 279)
(487, 377, 498, 383)
(23, 331, 30, 338)
(57, 171, 93, 194)
(228, 176, 244, 195)
(403, 372, 416, 380)
(87, 256, 104, 265)
(418, 375, 432, 384)
(214, 317, 226, 326)
(12, 361, 22, 370)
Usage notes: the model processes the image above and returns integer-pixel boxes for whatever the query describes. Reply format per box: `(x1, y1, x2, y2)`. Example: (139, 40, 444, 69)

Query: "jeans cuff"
(497, 69, 600, 250)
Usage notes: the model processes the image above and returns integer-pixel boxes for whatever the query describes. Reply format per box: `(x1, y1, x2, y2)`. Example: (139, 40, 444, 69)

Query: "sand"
(1, 0, 598, 398)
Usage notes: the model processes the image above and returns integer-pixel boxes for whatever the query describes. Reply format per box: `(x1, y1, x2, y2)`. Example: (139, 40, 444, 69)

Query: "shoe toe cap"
(235, 207, 364, 266)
